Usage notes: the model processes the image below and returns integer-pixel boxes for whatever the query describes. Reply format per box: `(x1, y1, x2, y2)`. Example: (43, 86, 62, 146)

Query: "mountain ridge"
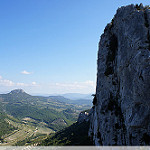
(0, 89, 92, 106)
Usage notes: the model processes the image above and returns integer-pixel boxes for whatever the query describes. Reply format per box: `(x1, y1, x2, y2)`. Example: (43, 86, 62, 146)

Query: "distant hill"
(61, 93, 93, 100)
(0, 89, 31, 103)
(49, 95, 92, 106)
(48, 96, 70, 103)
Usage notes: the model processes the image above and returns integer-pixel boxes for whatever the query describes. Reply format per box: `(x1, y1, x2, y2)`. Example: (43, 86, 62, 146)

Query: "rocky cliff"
(89, 4, 150, 145)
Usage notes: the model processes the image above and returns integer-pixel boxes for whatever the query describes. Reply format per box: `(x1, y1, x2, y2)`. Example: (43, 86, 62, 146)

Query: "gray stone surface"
(89, 4, 150, 146)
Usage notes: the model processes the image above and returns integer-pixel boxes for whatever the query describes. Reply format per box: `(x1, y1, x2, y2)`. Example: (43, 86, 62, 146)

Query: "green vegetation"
(5, 103, 78, 131)
(0, 103, 17, 141)
(0, 90, 91, 132)
(0, 115, 54, 146)
(0, 113, 17, 142)
(39, 121, 93, 146)
(14, 134, 47, 146)
(0, 90, 92, 145)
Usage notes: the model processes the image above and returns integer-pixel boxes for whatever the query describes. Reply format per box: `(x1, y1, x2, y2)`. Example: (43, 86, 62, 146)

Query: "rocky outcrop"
(10, 89, 25, 94)
(77, 110, 91, 123)
(89, 4, 150, 145)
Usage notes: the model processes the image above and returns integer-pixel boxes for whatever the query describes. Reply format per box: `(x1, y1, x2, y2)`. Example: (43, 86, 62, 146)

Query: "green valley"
(0, 89, 92, 146)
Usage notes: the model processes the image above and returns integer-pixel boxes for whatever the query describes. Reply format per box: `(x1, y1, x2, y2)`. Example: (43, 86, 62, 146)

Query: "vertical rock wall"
(89, 4, 150, 145)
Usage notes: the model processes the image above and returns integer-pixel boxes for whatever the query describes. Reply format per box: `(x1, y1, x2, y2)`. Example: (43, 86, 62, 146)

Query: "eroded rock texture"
(89, 4, 150, 145)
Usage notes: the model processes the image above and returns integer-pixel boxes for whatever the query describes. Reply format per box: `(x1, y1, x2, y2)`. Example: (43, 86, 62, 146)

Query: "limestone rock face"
(89, 4, 150, 146)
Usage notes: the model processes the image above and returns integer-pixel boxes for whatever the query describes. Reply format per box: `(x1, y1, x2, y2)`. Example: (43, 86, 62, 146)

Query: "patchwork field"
(0, 116, 54, 146)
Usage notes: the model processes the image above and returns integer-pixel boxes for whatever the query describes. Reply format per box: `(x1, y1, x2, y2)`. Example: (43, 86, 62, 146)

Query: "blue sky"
(0, 0, 149, 94)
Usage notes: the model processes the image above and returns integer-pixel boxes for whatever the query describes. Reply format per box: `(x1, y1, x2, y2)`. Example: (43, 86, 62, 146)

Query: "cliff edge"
(89, 4, 150, 145)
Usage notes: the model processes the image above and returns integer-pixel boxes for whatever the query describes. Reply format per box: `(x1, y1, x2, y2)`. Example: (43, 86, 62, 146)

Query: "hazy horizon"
(0, 89, 93, 95)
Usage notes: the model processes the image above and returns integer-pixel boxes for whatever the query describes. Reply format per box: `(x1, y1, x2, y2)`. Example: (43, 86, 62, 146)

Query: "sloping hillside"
(39, 121, 93, 146)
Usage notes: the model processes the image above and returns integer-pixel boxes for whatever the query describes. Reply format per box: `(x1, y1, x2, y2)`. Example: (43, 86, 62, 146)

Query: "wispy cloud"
(54, 80, 95, 90)
(0, 75, 38, 88)
(21, 70, 32, 75)
(0, 76, 15, 86)
(39, 80, 96, 94)
(16, 82, 28, 86)
(31, 82, 37, 86)
(0, 75, 95, 94)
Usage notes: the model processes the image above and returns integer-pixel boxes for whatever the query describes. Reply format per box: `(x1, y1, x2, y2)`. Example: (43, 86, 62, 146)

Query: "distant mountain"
(30, 92, 93, 106)
(0, 89, 31, 103)
(48, 96, 70, 103)
(10, 89, 25, 94)
(69, 99, 92, 106)
(49, 95, 92, 106)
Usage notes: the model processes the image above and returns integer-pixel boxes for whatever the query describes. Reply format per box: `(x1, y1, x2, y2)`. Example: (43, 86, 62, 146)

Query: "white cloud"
(0, 74, 95, 94)
(84, 80, 95, 86)
(31, 82, 38, 86)
(16, 82, 38, 87)
(40, 80, 96, 94)
(0, 75, 38, 89)
(16, 82, 28, 86)
(0, 76, 15, 87)
(54, 80, 95, 88)
(21, 70, 32, 75)
(32, 82, 36, 85)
